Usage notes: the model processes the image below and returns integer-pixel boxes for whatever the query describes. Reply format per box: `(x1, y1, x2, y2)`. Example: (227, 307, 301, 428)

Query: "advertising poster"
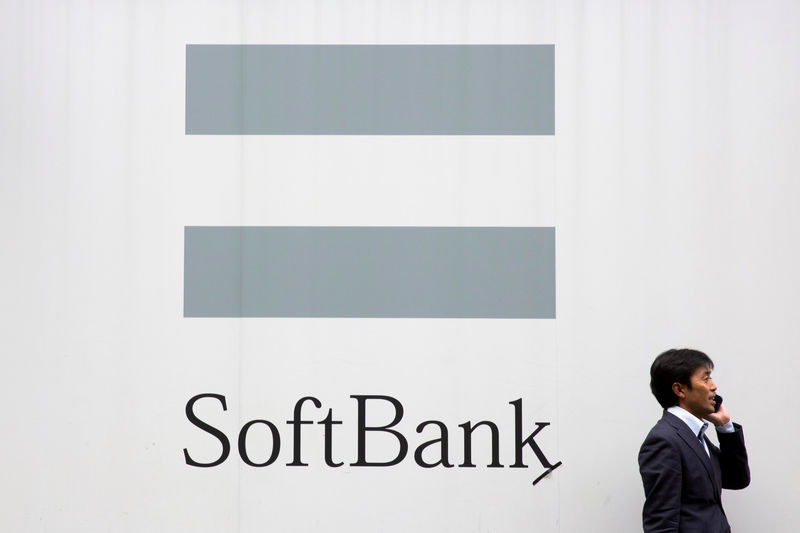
(2, 2, 799, 531)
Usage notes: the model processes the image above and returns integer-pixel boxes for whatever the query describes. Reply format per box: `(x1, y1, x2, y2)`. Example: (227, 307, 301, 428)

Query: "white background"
(1, 1, 799, 531)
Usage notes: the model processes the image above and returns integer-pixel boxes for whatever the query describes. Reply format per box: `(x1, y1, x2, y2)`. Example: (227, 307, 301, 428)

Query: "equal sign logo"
(183, 44, 555, 319)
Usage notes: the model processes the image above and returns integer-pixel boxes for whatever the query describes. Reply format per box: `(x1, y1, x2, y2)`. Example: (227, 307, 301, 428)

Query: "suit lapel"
(662, 412, 718, 492)
(706, 438, 723, 495)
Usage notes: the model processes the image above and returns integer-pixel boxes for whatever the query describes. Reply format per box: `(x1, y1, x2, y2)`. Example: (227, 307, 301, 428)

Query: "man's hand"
(704, 401, 731, 427)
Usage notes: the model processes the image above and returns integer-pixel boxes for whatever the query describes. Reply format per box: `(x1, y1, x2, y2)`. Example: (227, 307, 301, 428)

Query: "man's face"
(677, 366, 717, 419)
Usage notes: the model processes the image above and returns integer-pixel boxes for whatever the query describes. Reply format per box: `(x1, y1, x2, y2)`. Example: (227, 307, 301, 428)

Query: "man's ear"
(671, 382, 686, 399)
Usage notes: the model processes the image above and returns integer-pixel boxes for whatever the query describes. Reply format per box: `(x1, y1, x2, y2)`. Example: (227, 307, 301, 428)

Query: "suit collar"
(661, 410, 721, 494)
(666, 405, 707, 439)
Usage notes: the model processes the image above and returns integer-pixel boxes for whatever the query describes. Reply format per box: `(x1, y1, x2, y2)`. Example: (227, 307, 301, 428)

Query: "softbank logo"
(183, 394, 562, 485)
(182, 45, 559, 487)
(184, 45, 556, 320)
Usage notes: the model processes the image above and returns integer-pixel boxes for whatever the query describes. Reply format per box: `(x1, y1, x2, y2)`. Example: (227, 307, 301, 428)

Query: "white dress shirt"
(667, 405, 735, 457)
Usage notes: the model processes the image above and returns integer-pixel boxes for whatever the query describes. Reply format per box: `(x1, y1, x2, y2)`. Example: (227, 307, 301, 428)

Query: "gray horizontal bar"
(185, 45, 554, 135)
(184, 227, 555, 318)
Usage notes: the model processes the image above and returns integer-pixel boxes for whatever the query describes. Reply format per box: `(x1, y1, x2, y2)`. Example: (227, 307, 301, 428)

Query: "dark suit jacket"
(638, 411, 750, 533)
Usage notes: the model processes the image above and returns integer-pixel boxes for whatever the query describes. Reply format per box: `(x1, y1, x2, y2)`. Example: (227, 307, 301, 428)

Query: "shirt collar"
(667, 405, 708, 438)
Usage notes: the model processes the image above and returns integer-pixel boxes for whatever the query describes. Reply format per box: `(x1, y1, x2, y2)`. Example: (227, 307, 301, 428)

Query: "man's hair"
(649, 348, 714, 408)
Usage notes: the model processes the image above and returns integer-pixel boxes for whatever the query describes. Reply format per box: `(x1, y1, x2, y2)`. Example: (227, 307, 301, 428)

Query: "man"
(639, 348, 750, 533)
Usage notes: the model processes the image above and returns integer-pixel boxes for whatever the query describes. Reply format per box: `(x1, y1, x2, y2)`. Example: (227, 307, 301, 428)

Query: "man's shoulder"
(638, 414, 687, 473)
(640, 412, 682, 450)
(645, 411, 680, 435)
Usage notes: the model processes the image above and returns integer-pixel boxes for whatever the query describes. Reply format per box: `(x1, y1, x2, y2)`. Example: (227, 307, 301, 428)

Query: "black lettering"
(183, 393, 230, 468)
(509, 398, 559, 470)
(286, 396, 322, 466)
(414, 420, 453, 468)
(458, 420, 503, 468)
(238, 420, 281, 467)
(318, 409, 344, 467)
(350, 395, 408, 467)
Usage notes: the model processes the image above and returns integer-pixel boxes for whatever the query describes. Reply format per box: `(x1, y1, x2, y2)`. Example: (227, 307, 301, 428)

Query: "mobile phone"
(713, 394, 723, 413)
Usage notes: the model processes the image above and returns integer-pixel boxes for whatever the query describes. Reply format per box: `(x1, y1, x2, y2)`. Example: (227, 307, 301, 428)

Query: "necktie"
(698, 422, 709, 456)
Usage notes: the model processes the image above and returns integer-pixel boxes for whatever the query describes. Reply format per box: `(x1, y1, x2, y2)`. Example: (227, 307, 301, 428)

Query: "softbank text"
(183, 394, 562, 485)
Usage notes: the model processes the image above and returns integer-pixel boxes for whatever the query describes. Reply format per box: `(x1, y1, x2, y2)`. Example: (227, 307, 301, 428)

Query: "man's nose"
(709, 380, 717, 391)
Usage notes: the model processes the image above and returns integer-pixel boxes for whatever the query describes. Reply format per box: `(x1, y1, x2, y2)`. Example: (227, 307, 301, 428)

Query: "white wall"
(1, 1, 798, 531)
